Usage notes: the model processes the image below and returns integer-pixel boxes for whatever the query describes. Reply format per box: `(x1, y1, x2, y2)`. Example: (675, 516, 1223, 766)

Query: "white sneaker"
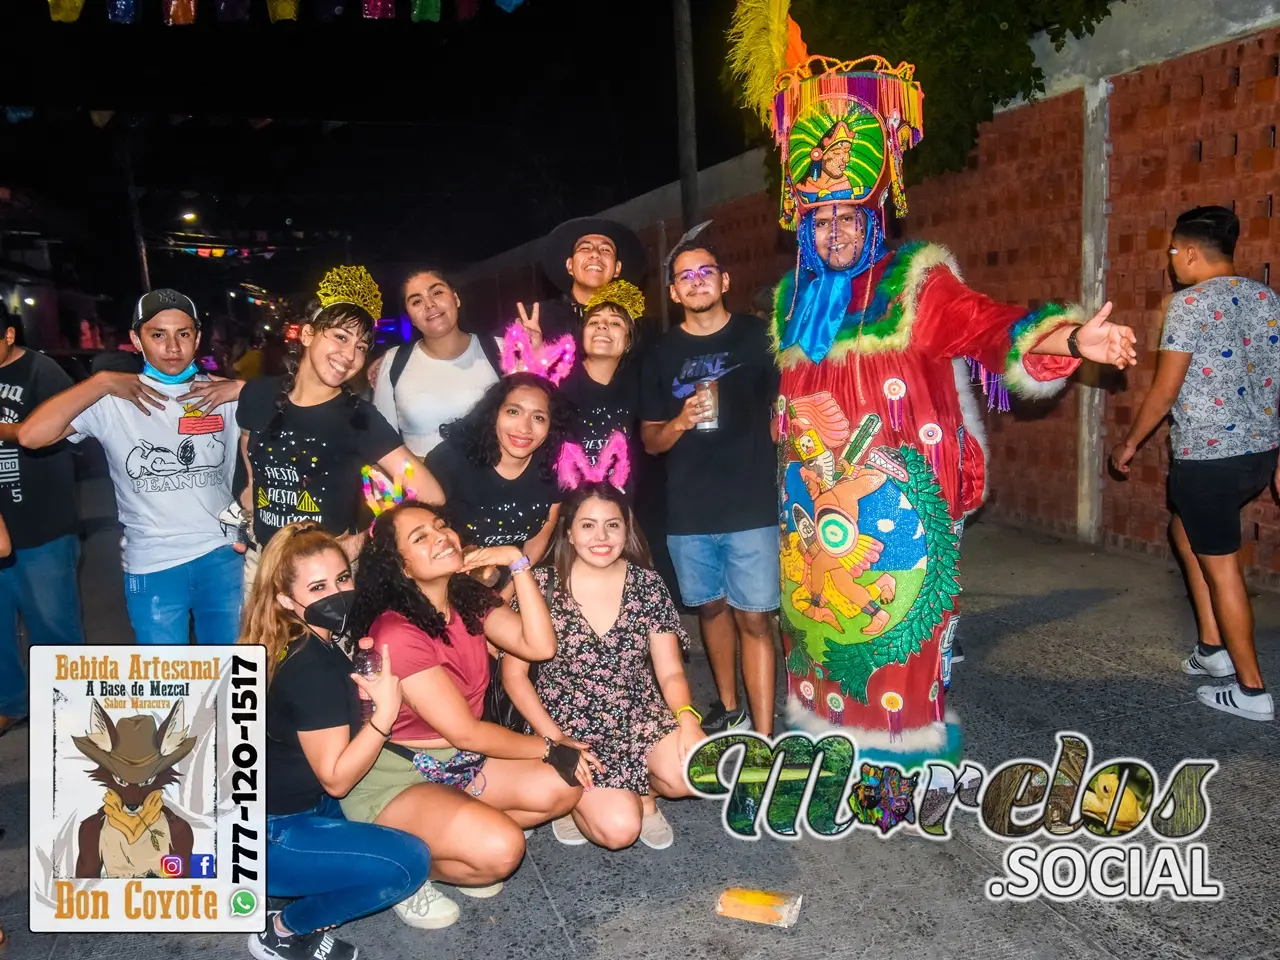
(393, 882, 459, 929)
(552, 816, 588, 846)
(1196, 682, 1274, 722)
(639, 808, 674, 850)
(1182, 646, 1235, 678)
(452, 881, 503, 899)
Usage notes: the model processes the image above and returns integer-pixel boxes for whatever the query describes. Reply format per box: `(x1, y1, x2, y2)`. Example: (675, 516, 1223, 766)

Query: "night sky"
(1, 0, 750, 320)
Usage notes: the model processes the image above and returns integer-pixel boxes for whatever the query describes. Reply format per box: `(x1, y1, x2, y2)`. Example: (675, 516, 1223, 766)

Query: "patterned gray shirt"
(1161, 275, 1280, 460)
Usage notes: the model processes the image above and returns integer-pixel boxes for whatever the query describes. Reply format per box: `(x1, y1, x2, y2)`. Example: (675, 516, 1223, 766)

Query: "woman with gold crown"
(233, 266, 444, 593)
(727, 2, 1139, 772)
(559, 279, 647, 495)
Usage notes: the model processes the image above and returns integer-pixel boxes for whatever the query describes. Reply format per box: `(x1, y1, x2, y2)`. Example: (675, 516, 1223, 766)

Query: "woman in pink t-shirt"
(341, 500, 596, 929)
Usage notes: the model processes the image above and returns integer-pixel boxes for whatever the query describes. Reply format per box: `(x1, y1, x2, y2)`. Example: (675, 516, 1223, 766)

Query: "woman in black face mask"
(238, 521, 435, 960)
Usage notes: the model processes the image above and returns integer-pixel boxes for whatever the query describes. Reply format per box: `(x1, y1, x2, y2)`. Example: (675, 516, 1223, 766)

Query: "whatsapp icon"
(230, 889, 259, 917)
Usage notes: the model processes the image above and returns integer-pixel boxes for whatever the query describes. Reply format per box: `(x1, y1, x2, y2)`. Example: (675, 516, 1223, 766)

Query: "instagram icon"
(159, 856, 184, 878)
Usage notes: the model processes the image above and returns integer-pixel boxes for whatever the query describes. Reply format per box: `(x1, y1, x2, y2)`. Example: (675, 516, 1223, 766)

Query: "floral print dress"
(526, 563, 690, 793)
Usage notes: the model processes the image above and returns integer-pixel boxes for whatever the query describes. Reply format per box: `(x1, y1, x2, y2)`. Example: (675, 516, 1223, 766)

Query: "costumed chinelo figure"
(727, 1, 1137, 769)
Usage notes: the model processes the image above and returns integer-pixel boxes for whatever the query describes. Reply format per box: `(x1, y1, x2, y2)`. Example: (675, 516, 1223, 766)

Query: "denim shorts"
(667, 526, 781, 612)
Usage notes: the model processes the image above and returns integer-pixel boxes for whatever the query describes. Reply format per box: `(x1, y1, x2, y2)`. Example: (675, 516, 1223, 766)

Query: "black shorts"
(1168, 449, 1279, 556)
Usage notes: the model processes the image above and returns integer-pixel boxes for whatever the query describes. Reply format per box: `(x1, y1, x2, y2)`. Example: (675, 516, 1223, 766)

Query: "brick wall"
(1104, 30, 1280, 573)
(900, 90, 1086, 538)
(456, 27, 1280, 576)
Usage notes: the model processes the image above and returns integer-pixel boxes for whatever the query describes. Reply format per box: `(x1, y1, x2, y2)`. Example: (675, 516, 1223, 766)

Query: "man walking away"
(1112, 206, 1277, 721)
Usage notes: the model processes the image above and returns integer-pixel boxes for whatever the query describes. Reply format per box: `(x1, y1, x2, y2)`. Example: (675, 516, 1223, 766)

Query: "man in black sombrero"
(520, 216, 647, 344)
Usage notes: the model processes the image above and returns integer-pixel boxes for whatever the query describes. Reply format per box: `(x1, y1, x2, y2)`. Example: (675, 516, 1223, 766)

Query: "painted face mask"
(300, 591, 355, 635)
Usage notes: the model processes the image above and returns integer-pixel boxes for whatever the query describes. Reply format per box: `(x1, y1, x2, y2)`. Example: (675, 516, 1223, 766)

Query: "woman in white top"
(372, 269, 500, 456)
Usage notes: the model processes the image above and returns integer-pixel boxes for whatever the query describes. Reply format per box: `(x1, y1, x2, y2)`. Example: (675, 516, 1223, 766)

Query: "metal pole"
(118, 137, 152, 292)
(673, 0, 700, 229)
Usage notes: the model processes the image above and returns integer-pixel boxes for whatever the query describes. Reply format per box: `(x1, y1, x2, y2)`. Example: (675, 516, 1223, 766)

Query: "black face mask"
(300, 591, 355, 636)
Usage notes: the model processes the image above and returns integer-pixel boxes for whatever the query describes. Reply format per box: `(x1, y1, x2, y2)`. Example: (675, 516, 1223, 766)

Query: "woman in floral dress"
(502, 480, 703, 850)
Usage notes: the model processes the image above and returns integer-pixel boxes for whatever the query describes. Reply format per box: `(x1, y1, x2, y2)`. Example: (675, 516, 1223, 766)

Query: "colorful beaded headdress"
(499, 322, 576, 385)
(584, 280, 646, 322)
(728, 1, 924, 227)
(317, 265, 383, 319)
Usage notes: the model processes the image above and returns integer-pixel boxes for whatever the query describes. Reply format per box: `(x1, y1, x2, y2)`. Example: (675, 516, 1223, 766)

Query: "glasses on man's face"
(675, 265, 720, 285)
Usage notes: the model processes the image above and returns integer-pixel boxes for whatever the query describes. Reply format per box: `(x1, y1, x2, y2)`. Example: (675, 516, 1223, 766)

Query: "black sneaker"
(951, 641, 965, 664)
(248, 916, 359, 960)
(701, 700, 752, 734)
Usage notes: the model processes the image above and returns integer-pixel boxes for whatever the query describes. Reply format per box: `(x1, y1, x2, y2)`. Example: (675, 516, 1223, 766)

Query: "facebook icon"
(191, 854, 216, 878)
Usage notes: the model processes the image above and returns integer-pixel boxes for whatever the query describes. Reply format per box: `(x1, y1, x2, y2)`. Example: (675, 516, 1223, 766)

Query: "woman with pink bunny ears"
(424, 343, 578, 595)
(501, 442, 701, 852)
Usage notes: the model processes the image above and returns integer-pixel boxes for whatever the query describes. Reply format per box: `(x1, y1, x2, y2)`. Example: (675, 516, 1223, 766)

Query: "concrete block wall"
(1103, 29, 1280, 571)
(453, 23, 1280, 579)
(900, 90, 1087, 538)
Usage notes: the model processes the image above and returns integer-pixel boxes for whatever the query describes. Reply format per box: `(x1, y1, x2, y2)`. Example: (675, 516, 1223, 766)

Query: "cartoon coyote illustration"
(73, 699, 196, 879)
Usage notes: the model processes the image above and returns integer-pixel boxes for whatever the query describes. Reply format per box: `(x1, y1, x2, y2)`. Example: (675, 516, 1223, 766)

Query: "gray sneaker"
(1182, 647, 1235, 678)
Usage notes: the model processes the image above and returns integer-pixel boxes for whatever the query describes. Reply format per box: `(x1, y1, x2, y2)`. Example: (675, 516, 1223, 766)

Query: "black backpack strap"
(388, 338, 419, 391)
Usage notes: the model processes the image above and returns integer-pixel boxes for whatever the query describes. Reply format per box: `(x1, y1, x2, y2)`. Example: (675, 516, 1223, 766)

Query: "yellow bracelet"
(674, 705, 702, 724)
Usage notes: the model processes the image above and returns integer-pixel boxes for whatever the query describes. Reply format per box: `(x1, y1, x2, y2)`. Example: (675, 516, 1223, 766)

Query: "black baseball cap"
(132, 288, 199, 331)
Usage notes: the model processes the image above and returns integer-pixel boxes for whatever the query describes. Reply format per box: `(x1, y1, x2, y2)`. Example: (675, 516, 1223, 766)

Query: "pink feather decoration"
(555, 431, 631, 491)
(594, 432, 631, 490)
(499, 321, 576, 385)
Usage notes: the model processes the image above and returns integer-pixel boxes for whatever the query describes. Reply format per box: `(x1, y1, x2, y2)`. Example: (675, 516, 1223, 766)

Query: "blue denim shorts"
(667, 527, 781, 612)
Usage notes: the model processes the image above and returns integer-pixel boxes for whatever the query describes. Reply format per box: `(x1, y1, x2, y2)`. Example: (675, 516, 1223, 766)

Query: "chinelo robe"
(772, 241, 1084, 770)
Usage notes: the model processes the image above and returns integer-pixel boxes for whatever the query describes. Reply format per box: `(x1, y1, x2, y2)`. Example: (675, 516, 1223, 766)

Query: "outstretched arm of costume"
(914, 266, 1084, 400)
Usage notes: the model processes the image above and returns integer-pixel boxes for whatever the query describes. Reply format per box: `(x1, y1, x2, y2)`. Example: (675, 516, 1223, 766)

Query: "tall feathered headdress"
(555, 432, 631, 492)
(317, 265, 383, 319)
(727, 0, 924, 224)
(499, 322, 575, 385)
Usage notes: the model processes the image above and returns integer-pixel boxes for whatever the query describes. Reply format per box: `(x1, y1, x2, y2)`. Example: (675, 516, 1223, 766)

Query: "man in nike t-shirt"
(640, 237, 780, 736)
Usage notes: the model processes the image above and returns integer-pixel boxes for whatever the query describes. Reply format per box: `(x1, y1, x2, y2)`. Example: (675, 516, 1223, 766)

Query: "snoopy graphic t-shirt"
(238, 376, 403, 548)
(69, 375, 239, 575)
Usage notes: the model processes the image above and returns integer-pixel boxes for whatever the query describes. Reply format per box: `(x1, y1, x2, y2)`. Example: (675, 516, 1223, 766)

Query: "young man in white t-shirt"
(20, 289, 244, 644)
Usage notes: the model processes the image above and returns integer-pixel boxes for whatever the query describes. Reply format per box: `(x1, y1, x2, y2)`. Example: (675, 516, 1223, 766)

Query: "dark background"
(0, 0, 749, 321)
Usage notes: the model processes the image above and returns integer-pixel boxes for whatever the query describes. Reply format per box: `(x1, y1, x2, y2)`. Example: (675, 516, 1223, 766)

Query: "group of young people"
(0, 210, 792, 960)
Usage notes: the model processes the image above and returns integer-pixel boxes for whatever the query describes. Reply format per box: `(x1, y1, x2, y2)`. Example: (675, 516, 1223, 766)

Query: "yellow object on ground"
(715, 888, 803, 928)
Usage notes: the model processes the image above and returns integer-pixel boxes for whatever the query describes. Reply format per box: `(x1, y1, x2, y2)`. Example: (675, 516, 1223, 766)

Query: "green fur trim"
(1003, 303, 1088, 397)
(770, 242, 961, 370)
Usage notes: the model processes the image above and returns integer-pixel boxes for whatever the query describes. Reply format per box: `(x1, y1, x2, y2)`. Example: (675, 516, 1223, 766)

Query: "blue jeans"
(0, 534, 85, 718)
(124, 545, 244, 645)
(668, 526, 781, 612)
(267, 794, 431, 935)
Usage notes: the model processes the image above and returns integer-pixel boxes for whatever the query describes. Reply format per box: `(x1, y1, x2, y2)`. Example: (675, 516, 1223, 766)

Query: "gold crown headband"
(316, 265, 383, 319)
(584, 279, 646, 322)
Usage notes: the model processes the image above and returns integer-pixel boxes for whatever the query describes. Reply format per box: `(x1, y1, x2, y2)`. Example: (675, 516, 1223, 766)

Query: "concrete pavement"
(1, 473, 1277, 959)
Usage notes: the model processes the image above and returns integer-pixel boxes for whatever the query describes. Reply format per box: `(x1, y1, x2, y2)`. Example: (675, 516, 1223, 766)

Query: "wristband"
(674, 705, 702, 724)
(369, 719, 392, 738)
(1066, 325, 1082, 359)
(541, 735, 552, 761)
(509, 555, 532, 574)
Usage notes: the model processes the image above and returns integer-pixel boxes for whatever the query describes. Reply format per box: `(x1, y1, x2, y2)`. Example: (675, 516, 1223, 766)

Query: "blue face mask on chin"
(142, 361, 199, 385)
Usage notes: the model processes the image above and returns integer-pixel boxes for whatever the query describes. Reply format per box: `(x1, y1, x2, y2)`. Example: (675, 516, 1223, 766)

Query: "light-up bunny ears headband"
(361, 460, 416, 528)
(555, 432, 631, 492)
(499, 321, 575, 385)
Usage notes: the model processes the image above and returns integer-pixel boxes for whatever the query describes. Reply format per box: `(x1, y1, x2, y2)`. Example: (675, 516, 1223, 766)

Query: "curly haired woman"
(424, 372, 576, 589)
(340, 500, 591, 928)
(240, 521, 431, 960)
